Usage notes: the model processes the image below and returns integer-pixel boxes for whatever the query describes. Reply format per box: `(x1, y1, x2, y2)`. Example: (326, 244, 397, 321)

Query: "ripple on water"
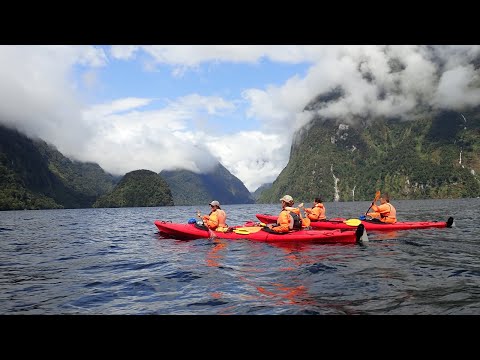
(0, 200, 479, 314)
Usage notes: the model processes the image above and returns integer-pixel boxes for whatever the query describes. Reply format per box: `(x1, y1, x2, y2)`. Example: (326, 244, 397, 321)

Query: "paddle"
(344, 218, 362, 226)
(355, 224, 369, 244)
(196, 210, 217, 239)
(233, 226, 264, 235)
(365, 190, 381, 216)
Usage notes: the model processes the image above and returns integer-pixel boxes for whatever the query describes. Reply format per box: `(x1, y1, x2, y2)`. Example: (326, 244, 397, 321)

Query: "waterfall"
(331, 164, 340, 202)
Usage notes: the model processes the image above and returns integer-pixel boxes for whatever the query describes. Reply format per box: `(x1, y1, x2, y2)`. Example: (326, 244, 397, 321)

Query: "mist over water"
(1, 198, 479, 315)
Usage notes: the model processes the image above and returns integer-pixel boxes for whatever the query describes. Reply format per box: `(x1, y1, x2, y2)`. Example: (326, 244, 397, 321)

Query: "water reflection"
(371, 231, 401, 241)
(205, 238, 228, 268)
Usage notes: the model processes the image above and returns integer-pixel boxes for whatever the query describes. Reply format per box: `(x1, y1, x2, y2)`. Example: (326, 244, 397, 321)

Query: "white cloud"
(241, 45, 480, 129)
(433, 65, 480, 110)
(110, 45, 140, 60)
(81, 70, 99, 90)
(84, 97, 154, 118)
(109, 45, 326, 75)
(206, 131, 289, 191)
(0, 45, 107, 156)
(77, 95, 236, 176)
(172, 94, 235, 115)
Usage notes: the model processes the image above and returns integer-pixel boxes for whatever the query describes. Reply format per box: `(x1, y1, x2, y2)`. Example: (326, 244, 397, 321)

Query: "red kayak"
(256, 214, 454, 232)
(154, 220, 367, 244)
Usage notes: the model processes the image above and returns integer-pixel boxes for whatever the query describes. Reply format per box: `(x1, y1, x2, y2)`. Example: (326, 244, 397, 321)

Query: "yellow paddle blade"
(233, 226, 263, 234)
(344, 218, 362, 226)
(233, 229, 250, 234)
(374, 190, 381, 201)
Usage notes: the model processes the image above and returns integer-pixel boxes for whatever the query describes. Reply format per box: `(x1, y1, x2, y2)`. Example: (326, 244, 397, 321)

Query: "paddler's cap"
(280, 195, 293, 203)
(209, 200, 220, 207)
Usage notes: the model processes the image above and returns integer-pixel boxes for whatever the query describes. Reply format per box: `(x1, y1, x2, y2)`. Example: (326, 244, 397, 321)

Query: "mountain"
(0, 124, 117, 210)
(259, 109, 480, 203)
(160, 163, 255, 205)
(252, 182, 272, 201)
(93, 170, 174, 208)
(0, 153, 63, 210)
(0, 124, 251, 209)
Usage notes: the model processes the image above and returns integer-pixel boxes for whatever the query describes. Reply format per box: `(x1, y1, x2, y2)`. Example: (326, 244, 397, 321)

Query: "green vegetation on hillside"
(0, 124, 117, 210)
(34, 140, 117, 198)
(252, 182, 272, 200)
(0, 156, 62, 210)
(93, 170, 174, 208)
(161, 163, 255, 205)
(259, 110, 480, 203)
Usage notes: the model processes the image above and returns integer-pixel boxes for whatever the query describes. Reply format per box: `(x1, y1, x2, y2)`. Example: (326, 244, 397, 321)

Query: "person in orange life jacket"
(304, 197, 326, 221)
(266, 195, 303, 233)
(367, 192, 397, 224)
(285, 202, 311, 228)
(201, 200, 228, 231)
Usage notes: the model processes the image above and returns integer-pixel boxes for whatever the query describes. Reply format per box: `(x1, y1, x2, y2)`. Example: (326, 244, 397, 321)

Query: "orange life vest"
(203, 209, 228, 230)
(306, 203, 326, 221)
(271, 208, 304, 233)
(370, 203, 397, 223)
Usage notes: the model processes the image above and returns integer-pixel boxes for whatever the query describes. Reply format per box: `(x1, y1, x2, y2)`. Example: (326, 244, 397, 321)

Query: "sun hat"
(280, 195, 293, 203)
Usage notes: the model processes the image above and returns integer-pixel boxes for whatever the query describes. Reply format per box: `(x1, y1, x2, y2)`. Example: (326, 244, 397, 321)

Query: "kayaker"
(367, 192, 397, 223)
(265, 195, 303, 233)
(304, 197, 326, 221)
(200, 200, 229, 231)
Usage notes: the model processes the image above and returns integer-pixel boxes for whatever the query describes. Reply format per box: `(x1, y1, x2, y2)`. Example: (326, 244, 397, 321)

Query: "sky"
(1, 45, 480, 192)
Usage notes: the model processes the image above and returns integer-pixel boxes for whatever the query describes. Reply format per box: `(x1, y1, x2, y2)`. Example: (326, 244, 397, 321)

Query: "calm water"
(1, 198, 479, 315)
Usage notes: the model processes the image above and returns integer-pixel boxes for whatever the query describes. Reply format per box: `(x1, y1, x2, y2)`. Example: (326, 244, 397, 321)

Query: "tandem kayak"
(154, 220, 368, 244)
(255, 214, 454, 232)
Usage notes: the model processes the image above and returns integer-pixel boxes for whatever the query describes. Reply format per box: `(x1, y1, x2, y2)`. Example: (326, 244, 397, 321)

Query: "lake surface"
(1, 198, 479, 315)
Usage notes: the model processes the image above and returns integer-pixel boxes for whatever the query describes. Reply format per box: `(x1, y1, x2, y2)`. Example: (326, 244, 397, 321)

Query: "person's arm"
(205, 212, 219, 229)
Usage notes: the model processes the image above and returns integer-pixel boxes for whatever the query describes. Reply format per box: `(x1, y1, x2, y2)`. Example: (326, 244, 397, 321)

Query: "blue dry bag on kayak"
(187, 218, 197, 224)
(359, 215, 366, 221)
